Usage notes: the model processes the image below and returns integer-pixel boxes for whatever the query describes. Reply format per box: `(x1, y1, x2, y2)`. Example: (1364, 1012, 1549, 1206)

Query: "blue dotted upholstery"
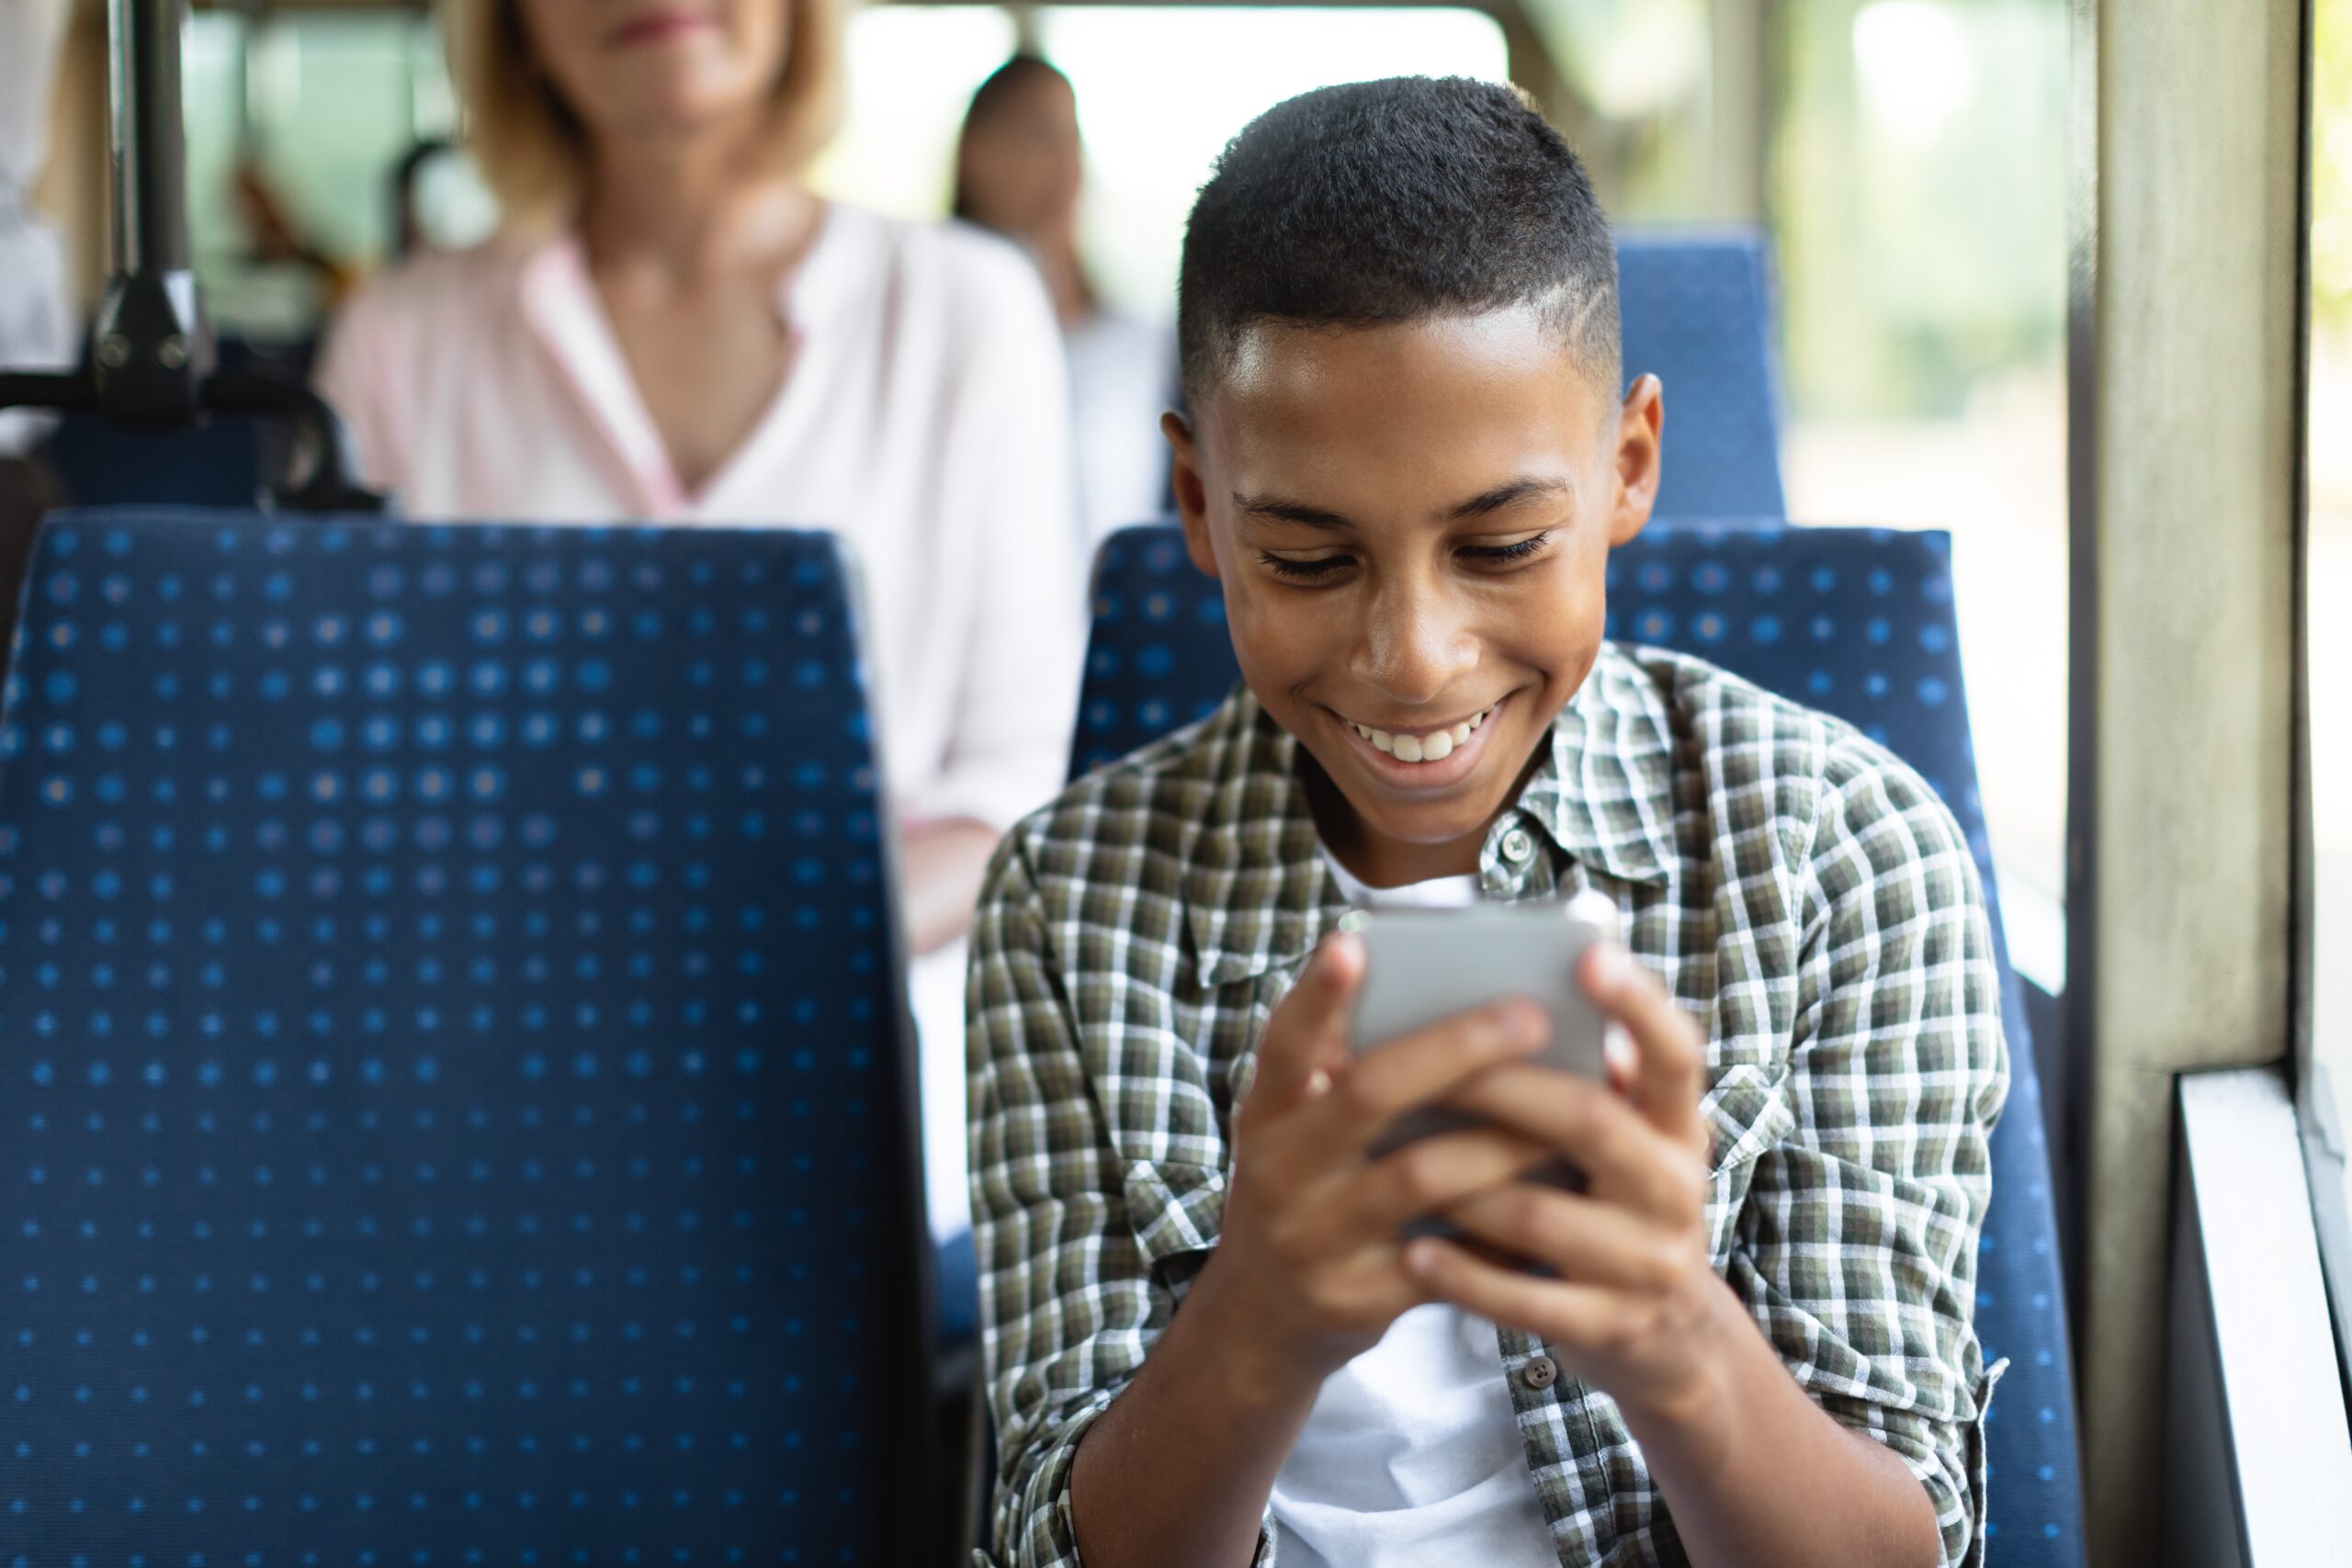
(1071, 521, 2085, 1566)
(0, 508, 935, 1565)
(1617, 233, 1787, 519)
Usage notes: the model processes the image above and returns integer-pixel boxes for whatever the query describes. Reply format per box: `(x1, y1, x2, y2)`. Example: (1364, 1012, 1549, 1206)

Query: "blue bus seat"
(0, 508, 938, 1563)
(1069, 520, 2085, 1565)
(1618, 231, 1787, 518)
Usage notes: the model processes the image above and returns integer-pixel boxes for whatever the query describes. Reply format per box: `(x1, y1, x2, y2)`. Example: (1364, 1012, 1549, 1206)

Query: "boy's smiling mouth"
(1341, 702, 1495, 761)
(1325, 692, 1516, 787)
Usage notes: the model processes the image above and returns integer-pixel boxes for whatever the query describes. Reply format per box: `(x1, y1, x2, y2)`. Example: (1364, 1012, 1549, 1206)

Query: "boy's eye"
(1458, 531, 1555, 566)
(1255, 531, 1553, 581)
(1259, 552, 1353, 581)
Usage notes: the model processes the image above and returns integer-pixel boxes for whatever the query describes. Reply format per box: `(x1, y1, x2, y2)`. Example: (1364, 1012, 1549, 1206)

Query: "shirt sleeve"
(967, 839, 1269, 1568)
(902, 242, 1085, 834)
(1722, 739, 2010, 1568)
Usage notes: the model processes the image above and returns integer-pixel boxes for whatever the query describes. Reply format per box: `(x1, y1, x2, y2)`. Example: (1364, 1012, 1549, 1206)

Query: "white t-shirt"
(317, 205, 1088, 1241)
(1267, 852, 1559, 1567)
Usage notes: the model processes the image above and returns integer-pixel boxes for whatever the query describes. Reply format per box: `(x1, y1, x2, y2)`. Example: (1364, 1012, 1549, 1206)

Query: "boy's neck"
(1300, 733, 1559, 890)
(1301, 762, 1491, 889)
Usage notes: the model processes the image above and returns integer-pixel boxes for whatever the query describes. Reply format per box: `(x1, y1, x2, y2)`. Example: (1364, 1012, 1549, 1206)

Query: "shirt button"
(1521, 1354, 1558, 1391)
(1499, 827, 1534, 865)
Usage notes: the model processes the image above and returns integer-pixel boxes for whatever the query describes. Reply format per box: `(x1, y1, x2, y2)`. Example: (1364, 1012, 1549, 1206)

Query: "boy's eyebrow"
(1447, 477, 1575, 520)
(1234, 478, 1575, 532)
(1232, 493, 1356, 531)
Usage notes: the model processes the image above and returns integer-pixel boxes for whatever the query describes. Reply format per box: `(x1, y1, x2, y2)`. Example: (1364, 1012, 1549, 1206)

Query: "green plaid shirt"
(967, 642, 2008, 1567)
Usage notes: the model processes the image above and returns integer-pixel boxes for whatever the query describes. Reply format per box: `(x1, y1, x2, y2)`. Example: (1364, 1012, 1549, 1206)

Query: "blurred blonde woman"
(317, 0, 1084, 1250)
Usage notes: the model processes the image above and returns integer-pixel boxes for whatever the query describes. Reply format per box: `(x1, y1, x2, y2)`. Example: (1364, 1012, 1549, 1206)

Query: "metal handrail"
(0, 0, 385, 513)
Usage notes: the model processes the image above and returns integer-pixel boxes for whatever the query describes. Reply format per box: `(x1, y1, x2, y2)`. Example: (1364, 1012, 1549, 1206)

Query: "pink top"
(316, 202, 1084, 834)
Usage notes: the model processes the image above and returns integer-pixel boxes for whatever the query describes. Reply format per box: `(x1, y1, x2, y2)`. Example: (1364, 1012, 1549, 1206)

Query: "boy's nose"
(1356, 593, 1479, 708)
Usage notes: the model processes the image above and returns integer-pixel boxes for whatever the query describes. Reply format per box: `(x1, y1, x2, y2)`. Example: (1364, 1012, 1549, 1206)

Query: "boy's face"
(1168, 306, 1663, 884)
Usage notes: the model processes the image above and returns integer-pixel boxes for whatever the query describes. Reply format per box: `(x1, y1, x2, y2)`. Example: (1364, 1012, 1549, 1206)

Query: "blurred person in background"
(315, 0, 1085, 1250)
(956, 53, 1177, 548)
(0, 0, 74, 656)
(232, 159, 363, 313)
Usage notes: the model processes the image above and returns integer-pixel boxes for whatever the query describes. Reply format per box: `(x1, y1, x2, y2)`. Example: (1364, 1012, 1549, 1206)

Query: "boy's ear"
(1606, 373, 1664, 547)
(1163, 410, 1223, 581)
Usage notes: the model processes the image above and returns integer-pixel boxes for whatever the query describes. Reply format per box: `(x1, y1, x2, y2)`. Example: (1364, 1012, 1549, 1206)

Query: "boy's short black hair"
(1177, 75, 1619, 404)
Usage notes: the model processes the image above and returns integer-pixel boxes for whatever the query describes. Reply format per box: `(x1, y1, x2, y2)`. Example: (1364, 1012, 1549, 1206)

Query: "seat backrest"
(1071, 520, 2085, 1565)
(1617, 231, 1787, 518)
(0, 508, 935, 1563)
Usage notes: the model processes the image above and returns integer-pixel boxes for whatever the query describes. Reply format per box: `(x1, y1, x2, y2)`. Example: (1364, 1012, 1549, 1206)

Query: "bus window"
(184, 8, 458, 341)
(809, 6, 1512, 319)
(1776, 0, 2070, 995)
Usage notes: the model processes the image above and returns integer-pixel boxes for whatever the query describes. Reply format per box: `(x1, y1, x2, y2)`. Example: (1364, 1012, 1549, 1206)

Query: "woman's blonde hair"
(444, 0, 847, 235)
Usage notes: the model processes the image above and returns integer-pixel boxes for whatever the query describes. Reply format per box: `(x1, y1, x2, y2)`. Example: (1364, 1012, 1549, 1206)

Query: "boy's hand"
(1405, 942, 1727, 1426)
(1194, 931, 1555, 1399)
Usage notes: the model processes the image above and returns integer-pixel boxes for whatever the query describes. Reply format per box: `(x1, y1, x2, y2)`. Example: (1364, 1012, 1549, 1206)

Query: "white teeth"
(1348, 705, 1492, 763)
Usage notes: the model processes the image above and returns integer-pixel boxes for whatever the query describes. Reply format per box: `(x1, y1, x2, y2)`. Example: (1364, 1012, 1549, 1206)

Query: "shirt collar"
(1181, 644, 1679, 989)
(1517, 642, 1680, 890)
(514, 237, 687, 515)
(507, 201, 853, 517)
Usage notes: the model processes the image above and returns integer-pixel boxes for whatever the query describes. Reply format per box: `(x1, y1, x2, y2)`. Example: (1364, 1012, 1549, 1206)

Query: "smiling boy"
(968, 77, 2007, 1568)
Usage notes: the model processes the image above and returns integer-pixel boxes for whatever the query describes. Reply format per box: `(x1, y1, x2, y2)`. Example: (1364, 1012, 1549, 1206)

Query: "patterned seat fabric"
(1617, 232, 1787, 519)
(0, 509, 934, 1565)
(1071, 521, 2085, 1568)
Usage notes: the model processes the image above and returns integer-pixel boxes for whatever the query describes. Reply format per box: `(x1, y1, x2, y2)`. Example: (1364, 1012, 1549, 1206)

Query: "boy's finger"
(1447, 1065, 1699, 1223)
(1441, 1183, 1698, 1293)
(1400, 1235, 1622, 1346)
(1580, 943, 1707, 1147)
(1305, 998, 1549, 1148)
(1242, 932, 1364, 1126)
(1354, 1126, 1557, 1230)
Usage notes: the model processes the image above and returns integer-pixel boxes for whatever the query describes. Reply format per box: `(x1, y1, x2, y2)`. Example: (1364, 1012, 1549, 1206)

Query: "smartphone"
(1339, 892, 1619, 1228)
